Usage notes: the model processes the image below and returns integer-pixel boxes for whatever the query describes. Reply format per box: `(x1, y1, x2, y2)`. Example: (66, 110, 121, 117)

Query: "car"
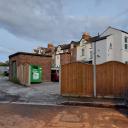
(4, 71, 9, 76)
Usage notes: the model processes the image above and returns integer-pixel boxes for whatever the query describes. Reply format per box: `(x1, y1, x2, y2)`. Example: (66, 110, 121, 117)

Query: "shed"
(9, 52, 52, 86)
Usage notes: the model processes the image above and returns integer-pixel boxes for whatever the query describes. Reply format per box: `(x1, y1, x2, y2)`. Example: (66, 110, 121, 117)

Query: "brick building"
(60, 53, 71, 65)
(70, 41, 80, 62)
(9, 52, 52, 86)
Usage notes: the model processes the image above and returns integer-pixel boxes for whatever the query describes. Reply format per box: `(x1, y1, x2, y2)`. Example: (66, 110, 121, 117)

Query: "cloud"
(0, 0, 128, 43)
(94, 0, 104, 6)
(0, 0, 64, 41)
(0, 46, 12, 54)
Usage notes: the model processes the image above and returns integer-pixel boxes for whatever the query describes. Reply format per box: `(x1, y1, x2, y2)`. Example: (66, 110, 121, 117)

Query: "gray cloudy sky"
(0, 0, 128, 61)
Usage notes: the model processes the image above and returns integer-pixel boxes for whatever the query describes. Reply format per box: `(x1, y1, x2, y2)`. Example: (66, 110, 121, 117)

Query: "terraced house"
(34, 26, 128, 66)
(74, 26, 128, 64)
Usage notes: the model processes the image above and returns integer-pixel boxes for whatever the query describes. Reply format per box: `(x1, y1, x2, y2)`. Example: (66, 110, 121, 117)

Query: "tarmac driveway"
(0, 77, 126, 107)
(0, 77, 60, 104)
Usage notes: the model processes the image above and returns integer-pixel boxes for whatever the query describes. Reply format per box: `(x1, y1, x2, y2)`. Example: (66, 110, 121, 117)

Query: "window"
(109, 43, 112, 49)
(125, 44, 128, 50)
(81, 48, 85, 56)
(90, 51, 93, 59)
(124, 37, 128, 50)
(125, 36, 128, 43)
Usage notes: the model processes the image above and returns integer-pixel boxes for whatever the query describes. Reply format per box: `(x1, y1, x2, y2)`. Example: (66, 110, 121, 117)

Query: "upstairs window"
(90, 51, 93, 59)
(109, 43, 112, 49)
(81, 48, 85, 56)
(125, 43, 128, 50)
(125, 36, 128, 43)
(124, 36, 128, 50)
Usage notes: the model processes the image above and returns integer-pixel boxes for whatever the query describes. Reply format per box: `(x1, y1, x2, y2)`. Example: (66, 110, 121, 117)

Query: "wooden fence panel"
(61, 62, 93, 96)
(96, 62, 114, 97)
(113, 62, 128, 97)
(61, 61, 128, 98)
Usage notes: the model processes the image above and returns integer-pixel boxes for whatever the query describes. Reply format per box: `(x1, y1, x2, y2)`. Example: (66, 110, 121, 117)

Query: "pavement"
(0, 103, 127, 128)
(0, 77, 127, 108)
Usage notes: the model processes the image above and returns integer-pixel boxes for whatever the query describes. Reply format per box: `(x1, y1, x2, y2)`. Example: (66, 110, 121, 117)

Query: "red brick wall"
(70, 47, 77, 62)
(9, 54, 52, 85)
(60, 53, 71, 65)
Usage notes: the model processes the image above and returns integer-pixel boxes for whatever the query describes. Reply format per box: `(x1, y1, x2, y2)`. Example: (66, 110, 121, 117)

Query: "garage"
(9, 52, 52, 86)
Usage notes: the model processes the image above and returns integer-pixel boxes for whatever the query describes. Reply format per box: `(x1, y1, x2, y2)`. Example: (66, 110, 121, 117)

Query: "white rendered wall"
(121, 32, 128, 63)
(94, 39, 107, 64)
(76, 39, 92, 62)
(101, 27, 122, 62)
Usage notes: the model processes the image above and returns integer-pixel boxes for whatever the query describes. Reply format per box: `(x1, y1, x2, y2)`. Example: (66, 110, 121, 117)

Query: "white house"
(76, 32, 93, 63)
(76, 39, 93, 63)
(77, 27, 128, 64)
(95, 26, 128, 64)
(54, 44, 70, 68)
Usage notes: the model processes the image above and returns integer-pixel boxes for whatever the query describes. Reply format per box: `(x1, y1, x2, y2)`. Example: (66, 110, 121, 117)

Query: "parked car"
(51, 70, 59, 82)
(4, 70, 9, 76)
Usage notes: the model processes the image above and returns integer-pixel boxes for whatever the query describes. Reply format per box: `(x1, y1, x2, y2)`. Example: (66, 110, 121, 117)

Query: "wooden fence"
(61, 61, 128, 98)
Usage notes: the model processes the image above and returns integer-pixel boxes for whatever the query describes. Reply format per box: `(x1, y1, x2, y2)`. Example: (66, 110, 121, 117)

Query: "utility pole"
(93, 41, 96, 97)
(93, 34, 99, 98)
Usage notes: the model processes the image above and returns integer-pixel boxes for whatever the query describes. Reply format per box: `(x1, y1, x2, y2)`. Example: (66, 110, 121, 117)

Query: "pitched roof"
(110, 26, 128, 34)
(101, 26, 128, 36)
(90, 35, 110, 42)
(57, 44, 71, 50)
(70, 41, 80, 46)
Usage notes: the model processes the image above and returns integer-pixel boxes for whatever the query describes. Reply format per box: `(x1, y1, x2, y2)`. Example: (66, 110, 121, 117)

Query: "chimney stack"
(48, 43, 54, 49)
(82, 32, 91, 41)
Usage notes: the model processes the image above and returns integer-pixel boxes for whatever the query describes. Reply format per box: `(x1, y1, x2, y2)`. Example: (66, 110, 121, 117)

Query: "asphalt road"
(0, 77, 61, 104)
(0, 103, 127, 128)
